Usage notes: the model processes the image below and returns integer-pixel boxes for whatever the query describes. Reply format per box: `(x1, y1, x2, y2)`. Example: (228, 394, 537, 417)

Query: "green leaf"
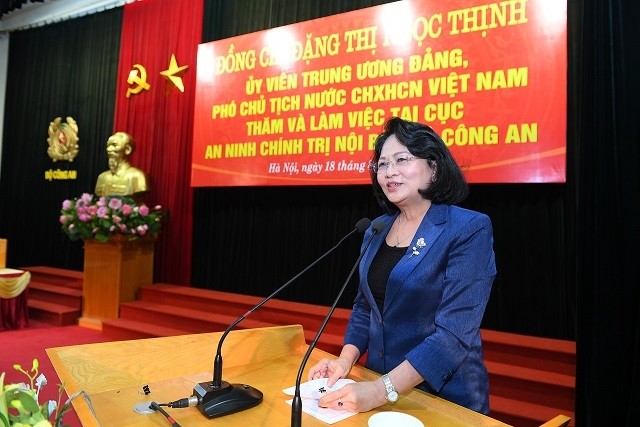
(95, 234, 109, 243)
(17, 390, 41, 413)
(0, 374, 9, 427)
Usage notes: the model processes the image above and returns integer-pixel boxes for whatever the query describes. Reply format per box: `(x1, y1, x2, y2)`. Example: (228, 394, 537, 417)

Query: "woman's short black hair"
(370, 117, 469, 213)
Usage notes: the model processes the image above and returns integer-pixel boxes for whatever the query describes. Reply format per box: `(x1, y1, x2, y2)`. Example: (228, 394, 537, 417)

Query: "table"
(0, 268, 30, 330)
(47, 324, 510, 426)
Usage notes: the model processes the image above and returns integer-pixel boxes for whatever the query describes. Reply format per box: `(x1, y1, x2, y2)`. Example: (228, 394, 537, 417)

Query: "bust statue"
(95, 132, 148, 203)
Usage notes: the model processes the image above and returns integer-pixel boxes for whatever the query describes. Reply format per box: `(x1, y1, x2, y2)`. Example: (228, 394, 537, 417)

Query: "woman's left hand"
(317, 380, 387, 413)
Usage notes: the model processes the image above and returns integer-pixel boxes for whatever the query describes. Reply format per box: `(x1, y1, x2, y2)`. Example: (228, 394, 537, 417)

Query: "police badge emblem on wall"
(47, 116, 79, 162)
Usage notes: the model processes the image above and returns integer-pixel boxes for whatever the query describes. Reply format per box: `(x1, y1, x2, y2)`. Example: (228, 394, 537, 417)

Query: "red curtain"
(114, 0, 202, 284)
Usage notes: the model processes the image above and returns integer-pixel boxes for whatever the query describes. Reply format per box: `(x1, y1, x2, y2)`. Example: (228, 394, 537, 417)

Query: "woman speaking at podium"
(308, 117, 496, 414)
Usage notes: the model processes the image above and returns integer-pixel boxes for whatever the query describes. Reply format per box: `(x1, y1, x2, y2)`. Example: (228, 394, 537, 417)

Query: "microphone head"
(371, 219, 385, 234)
(354, 218, 371, 233)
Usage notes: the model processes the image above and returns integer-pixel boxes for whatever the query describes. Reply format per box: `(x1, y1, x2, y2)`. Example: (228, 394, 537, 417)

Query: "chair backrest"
(0, 238, 6, 268)
(539, 414, 571, 427)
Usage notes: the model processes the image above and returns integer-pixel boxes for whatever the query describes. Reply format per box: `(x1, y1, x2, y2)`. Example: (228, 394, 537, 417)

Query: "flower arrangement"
(0, 359, 71, 427)
(59, 193, 165, 243)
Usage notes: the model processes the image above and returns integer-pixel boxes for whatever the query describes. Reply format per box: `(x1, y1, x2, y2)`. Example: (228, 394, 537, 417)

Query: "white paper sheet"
(283, 378, 358, 424)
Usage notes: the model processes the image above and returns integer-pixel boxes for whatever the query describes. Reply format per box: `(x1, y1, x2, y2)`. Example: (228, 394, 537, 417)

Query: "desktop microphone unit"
(192, 218, 371, 418)
(291, 219, 385, 427)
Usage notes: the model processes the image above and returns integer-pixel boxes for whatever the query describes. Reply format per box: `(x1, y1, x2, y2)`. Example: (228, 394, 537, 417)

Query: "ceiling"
(0, 0, 128, 32)
(0, 0, 46, 18)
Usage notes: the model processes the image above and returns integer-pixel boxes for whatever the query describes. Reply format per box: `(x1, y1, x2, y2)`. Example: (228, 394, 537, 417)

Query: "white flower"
(47, 399, 58, 417)
(409, 237, 426, 258)
(36, 373, 47, 388)
(35, 373, 47, 399)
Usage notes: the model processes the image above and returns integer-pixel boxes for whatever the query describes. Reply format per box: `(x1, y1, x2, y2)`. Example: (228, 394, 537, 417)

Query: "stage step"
(482, 329, 576, 376)
(101, 318, 189, 340)
(482, 330, 575, 427)
(101, 284, 348, 355)
(109, 298, 346, 353)
(118, 300, 275, 333)
(486, 360, 574, 411)
(28, 281, 83, 309)
(490, 395, 574, 427)
(20, 266, 84, 326)
(27, 299, 80, 326)
(138, 283, 351, 337)
(21, 266, 83, 289)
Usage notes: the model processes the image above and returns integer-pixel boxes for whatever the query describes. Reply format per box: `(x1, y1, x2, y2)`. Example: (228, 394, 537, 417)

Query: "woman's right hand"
(307, 356, 353, 387)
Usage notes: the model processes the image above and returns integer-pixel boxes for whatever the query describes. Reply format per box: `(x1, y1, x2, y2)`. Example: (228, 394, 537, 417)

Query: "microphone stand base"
(193, 380, 263, 418)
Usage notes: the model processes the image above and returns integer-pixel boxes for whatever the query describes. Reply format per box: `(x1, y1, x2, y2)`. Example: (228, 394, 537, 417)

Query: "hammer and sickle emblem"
(126, 64, 151, 98)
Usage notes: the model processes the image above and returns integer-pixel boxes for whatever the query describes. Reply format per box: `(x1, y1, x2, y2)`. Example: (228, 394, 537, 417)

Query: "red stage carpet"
(1, 322, 116, 427)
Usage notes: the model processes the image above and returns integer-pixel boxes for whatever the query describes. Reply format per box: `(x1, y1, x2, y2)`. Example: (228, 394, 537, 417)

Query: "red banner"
(115, 0, 202, 284)
(192, 0, 567, 186)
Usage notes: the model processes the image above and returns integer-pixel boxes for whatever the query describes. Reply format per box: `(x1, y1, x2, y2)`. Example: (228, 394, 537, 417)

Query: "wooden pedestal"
(79, 235, 155, 329)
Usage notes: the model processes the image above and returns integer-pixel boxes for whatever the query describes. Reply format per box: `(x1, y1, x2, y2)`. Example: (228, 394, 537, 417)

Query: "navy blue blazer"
(344, 203, 496, 413)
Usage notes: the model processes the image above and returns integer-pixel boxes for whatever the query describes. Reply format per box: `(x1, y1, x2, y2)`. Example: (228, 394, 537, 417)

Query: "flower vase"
(78, 234, 155, 329)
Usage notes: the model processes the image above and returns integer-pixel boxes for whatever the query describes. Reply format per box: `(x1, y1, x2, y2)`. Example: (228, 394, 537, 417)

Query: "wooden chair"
(539, 414, 571, 427)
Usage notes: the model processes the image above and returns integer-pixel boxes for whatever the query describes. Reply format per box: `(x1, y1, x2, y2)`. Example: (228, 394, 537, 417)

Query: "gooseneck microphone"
(191, 218, 371, 418)
(291, 219, 385, 427)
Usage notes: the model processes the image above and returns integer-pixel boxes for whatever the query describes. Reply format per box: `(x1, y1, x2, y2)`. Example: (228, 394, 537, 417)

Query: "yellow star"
(160, 54, 189, 94)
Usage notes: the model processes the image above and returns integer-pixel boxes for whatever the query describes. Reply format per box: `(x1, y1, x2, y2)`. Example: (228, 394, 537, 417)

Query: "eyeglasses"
(369, 154, 418, 174)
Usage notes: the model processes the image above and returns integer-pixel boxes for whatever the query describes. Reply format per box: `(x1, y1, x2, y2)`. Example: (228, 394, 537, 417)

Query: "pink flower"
(61, 193, 163, 241)
(109, 198, 122, 210)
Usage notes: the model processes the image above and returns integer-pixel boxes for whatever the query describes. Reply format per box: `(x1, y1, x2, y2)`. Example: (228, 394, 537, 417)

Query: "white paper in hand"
(282, 377, 355, 399)
(283, 378, 357, 424)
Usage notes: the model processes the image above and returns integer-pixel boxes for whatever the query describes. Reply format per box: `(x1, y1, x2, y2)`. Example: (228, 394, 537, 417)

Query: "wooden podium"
(47, 325, 510, 426)
(79, 235, 155, 329)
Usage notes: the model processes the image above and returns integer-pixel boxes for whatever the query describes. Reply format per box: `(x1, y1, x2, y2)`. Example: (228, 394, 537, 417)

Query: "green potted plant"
(1, 359, 74, 427)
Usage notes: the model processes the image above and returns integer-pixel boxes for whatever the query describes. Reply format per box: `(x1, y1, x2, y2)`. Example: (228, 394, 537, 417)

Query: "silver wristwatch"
(382, 374, 398, 402)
